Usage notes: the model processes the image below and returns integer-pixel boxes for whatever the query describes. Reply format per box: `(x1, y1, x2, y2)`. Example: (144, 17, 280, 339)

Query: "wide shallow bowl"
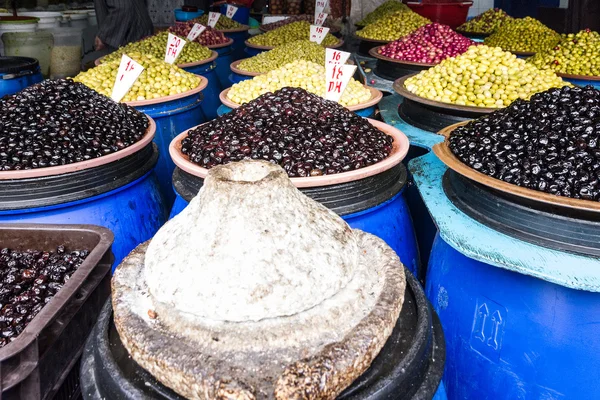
(124, 76, 208, 107)
(354, 34, 392, 44)
(216, 24, 250, 33)
(557, 72, 600, 82)
(369, 46, 436, 68)
(0, 117, 155, 180)
(94, 52, 217, 67)
(455, 29, 490, 40)
(259, 24, 340, 33)
(220, 85, 383, 112)
(393, 74, 498, 114)
(169, 118, 409, 188)
(434, 121, 600, 212)
(244, 38, 344, 51)
(229, 59, 262, 77)
(205, 37, 234, 49)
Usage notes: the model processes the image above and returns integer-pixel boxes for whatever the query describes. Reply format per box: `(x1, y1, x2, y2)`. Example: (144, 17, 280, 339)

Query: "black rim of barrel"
(0, 143, 158, 211)
(398, 98, 486, 133)
(443, 170, 600, 257)
(0, 56, 39, 75)
(172, 163, 408, 216)
(80, 267, 445, 400)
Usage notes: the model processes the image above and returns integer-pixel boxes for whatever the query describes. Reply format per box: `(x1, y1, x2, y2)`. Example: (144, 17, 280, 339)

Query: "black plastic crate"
(0, 224, 113, 400)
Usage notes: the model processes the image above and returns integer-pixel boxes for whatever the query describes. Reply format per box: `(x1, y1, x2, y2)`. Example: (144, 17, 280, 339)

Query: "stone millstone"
(112, 160, 406, 400)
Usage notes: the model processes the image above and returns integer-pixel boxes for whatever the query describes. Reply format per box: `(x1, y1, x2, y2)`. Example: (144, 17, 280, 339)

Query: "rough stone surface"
(112, 160, 406, 400)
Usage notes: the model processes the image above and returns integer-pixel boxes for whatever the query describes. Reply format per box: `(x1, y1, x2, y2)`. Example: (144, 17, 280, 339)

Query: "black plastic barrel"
(80, 268, 446, 400)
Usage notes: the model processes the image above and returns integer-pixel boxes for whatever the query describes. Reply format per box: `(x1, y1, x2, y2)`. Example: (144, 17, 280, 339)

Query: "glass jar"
(48, 28, 82, 79)
(1, 31, 54, 77)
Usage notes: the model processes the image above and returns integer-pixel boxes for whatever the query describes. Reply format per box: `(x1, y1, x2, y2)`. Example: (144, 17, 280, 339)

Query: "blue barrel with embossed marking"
(222, 27, 250, 61)
(132, 83, 207, 205)
(181, 52, 221, 120)
(411, 151, 600, 400)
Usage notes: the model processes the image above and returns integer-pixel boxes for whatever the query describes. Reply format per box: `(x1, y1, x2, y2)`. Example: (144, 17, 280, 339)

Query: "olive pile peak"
(74, 53, 201, 102)
(248, 21, 338, 47)
(356, 1, 411, 27)
(484, 17, 562, 53)
(101, 32, 212, 65)
(237, 40, 325, 73)
(194, 14, 242, 30)
(227, 60, 372, 107)
(528, 29, 600, 77)
(450, 86, 600, 201)
(356, 10, 430, 41)
(404, 45, 568, 108)
(457, 8, 511, 34)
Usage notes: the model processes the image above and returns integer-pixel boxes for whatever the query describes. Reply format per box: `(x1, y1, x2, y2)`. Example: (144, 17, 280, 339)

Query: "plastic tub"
(0, 56, 43, 98)
(81, 266, 445, 399)
(49, 27, 82, 79)
(63, 12, 88, 29)
(228, 59, 261, 84)
(0, 16, 38, 55)
(0, 121, 168, 266)
(2, 30, 54, 77)
(406, 2, 473, 29)
(174, 8, 203, 21)
(208, 38, 235, 88)
(128, 81, 208, 205)
(0, 223, 113, 400)
(20, 11, 62, 29)
(179, 52, 222, 120)
(410, 150, 600, 400)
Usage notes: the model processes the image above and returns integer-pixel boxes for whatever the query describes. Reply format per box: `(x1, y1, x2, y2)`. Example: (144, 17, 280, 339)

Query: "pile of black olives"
(0, 79, 149, 171)
(182, 87, 393, 177)
(0, 246, 88, 347)
(449, 85, 600, 201)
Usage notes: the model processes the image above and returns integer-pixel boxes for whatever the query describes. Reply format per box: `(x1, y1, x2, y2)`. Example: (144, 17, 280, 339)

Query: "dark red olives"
(449, 85, 600, 201)
(0, 79, 149, 171)
(181, 87, 393, 177)
(0, 246, 88, 348)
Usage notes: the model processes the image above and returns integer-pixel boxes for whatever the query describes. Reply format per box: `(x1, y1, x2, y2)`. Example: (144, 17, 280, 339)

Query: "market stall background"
(0, 0, 600, 399)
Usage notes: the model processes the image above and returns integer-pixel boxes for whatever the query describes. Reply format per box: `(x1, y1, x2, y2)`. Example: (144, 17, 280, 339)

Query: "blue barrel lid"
(0, 56, 39, 77)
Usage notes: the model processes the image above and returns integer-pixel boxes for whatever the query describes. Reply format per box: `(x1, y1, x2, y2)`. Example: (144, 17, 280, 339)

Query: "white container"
(64, 13, 88, 29)
(20, 12, 62, 30)
(0, 17, 38, 55)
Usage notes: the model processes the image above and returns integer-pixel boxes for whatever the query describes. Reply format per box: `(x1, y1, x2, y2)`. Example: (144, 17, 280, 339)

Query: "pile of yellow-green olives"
(484, 17, 562, 54)
(74, 53, 201, 102)
(248, 21, 338, 47)
(528, 29, 600, 77)
(227, 60, 372, 107)
(404, 45, 569, 108)
(193, 14, 243, 30)
(237, 40, 325, 73)
(356, 10, 431, 41)
(457, 8, 511, 35)
(101, 32, 212, 65)
(356, 0, 411, 27)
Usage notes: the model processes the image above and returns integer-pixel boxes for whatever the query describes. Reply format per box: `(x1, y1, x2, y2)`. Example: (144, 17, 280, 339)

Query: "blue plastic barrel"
(219, 4, 250, 25)
(222, 27, 250, 61)
(170, 165, 420, 277)
(410, 151, 600, 400)
(244, 44, 264, 57)
(0, 144, 167, 267)
(131, 84, 206, 205)
(559, 74, 600, 90)
(180, 52, 222, 120)
(0, 56, 43, 98)
(209, 39, 235, 88)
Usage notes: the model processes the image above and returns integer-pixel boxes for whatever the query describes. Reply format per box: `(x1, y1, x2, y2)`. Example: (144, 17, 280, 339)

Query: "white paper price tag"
(326, 48, 350, 65)
(186, 23, 206, 41)
(226, 5, 238, 18)
(326, 64, 357, 102)
(111, 55, 144, 103)
(165, 33, 186, 64)
(314, 12, 327, 26)
(309, 25, 330, 44)
(263, 15, 289, 24)
(207, 12, 221, 28)
(315, 0, 328, 14)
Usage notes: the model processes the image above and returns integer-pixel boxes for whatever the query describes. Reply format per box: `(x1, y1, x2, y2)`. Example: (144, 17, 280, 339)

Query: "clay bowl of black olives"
(434, 121, 600, 212)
